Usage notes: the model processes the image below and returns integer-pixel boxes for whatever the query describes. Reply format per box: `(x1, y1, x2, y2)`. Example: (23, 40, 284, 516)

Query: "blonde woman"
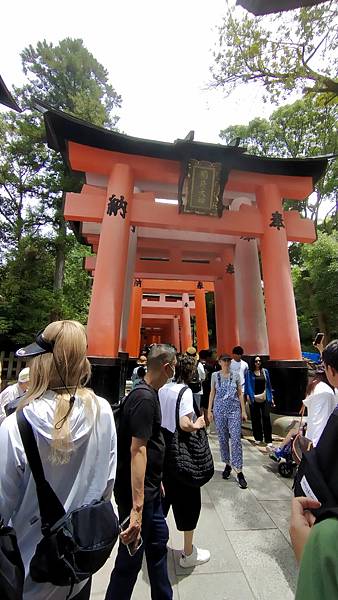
(0, 320, 117, 600)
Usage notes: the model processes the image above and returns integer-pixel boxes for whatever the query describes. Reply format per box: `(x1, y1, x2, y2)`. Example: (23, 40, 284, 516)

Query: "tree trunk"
(318, 311, 330, 346)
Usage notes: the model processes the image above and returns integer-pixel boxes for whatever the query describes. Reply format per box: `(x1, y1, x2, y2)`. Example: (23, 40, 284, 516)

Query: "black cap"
(16, 331, 54, 358)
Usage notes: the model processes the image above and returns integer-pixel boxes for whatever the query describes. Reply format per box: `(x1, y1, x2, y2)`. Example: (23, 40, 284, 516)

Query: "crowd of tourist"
(0, 322, 337, 599)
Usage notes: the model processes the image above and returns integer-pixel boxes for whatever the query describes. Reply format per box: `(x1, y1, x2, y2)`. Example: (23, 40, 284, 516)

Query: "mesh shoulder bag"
(16, 410, 119, 598)
(166, 386, 214, 488)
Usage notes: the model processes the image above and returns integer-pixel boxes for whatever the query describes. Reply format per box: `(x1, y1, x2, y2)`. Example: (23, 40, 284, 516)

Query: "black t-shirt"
(114, 383, 165, 510)
(254, 372, 265, 395)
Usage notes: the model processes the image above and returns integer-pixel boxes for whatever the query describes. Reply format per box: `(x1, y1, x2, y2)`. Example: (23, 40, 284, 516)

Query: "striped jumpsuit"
(213, 371, 243, 471)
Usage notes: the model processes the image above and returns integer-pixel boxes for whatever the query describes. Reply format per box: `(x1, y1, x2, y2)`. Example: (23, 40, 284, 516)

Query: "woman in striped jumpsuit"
(208, 354, 248, 489)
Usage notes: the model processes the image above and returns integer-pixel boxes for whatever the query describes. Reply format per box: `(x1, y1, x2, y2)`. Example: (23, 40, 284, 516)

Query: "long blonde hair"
(20, 320, 98, 464)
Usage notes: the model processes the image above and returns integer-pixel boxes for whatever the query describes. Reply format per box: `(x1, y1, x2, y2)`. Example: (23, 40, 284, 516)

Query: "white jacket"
(0, 391, 117, 600)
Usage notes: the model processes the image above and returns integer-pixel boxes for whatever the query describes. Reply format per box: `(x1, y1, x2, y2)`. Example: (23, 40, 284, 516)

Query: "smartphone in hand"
(313, 332, 324, 346)
(119, 515, 143, 556)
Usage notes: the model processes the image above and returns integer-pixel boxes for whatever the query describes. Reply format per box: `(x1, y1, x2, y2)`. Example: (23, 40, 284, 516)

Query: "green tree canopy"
(20, 38, 121, 127)
(292, 232, 338, 346)
(0, 38, 121, 343)
(220, 96, 338, 225)
(211, 0, 338, 102)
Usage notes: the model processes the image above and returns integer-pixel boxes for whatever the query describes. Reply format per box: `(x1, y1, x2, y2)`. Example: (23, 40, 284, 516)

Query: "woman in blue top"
(208, 355, 248, 489)
(245, 357, 274, 447)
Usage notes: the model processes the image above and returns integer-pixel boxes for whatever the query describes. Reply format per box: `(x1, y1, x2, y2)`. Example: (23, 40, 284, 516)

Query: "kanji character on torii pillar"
(39, 104, 329, 410)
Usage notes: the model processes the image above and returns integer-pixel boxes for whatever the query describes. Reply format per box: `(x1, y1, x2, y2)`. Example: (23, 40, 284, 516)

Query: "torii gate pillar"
(181, 292, 193, 351)
(126, 280, 143, 358)
(257, 184, 301, 360)
(195, 287, 209, 351)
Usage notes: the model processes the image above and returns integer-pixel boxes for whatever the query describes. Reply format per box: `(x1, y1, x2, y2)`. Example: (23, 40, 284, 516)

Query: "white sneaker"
(179, 545, 210, 568)
(266, 443, 275, 451)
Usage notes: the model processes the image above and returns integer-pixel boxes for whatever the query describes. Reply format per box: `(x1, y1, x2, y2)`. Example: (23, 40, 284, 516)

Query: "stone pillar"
(87, 163, 133, 357)
(234, 238, 269, 355)
(126, 280, 143, 358)
(181, 292, 192, 351)
(195, 287, 209, 350)
(256, 184, 301, 360)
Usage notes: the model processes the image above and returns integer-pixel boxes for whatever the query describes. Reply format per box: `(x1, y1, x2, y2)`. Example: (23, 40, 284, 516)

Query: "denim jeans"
(104, 495, 172, 600)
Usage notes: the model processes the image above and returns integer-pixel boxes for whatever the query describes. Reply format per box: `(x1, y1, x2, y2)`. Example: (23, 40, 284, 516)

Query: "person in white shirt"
(159, 354, 210, 569)
(0, 320, 117, 600)
(230, 346, 249, 393)
(0, 367, 30, 424)
(302, 368, 336, 446)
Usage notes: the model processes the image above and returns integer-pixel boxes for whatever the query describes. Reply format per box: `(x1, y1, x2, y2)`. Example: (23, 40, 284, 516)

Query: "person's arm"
(179, 414, 205, 431)
(179, 388, 205, 431)
(0, 418, 26, 524)
(102, 411, 117, 501)
(238, 381, 247, 421)
(289, 496, 321, 563)
(207, 376, 216, 423)
(120, 436, 147, 547)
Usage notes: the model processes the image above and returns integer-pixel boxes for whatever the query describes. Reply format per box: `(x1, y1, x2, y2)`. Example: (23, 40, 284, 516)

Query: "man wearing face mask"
(105, 344, 177, 600)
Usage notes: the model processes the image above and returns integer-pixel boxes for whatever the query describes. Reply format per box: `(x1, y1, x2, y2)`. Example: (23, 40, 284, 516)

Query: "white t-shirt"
(195, 361, 206, 395)
(159, 382, 194, 433)
(303, 381, 337, 447)
(230, 359, 248, 391)
(0, 390, 117, 600)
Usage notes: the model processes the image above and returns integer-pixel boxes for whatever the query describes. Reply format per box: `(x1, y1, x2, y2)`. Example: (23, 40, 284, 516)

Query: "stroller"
(270, 412, 311, 478)
(270, 438, 296, 478)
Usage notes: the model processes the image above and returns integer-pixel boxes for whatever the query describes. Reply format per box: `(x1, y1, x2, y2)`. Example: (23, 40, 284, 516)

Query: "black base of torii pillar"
(88, 353, 130, 405)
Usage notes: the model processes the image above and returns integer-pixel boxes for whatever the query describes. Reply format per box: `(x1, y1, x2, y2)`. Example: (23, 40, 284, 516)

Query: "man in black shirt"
(105, 344, 177, 600)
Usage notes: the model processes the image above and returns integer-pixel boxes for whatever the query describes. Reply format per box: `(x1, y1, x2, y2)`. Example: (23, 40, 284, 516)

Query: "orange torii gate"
(39, 104, 328, 409)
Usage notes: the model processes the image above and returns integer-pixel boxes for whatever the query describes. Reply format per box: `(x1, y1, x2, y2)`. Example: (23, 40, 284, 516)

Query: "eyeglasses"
(255, 360, 261, 363)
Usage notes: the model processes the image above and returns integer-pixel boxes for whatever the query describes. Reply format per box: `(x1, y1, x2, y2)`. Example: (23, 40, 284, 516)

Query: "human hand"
(160, 482, 165, 498)
(194, 416, 206, 430)
(289, 496, 321, 563)
(313, 340, 324, 356)
(120, 508, 142, 547)
(242, 412, 248, 423)
(207, 410, 213, 424)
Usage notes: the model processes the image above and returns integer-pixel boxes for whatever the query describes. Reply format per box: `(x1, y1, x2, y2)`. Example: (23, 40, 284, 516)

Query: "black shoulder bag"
(0, 517, 24, 600)
(16, 410, 119, 598)
(166, 386, 214, 488)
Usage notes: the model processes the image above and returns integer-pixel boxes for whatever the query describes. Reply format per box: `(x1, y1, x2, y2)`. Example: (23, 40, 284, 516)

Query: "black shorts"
(162, 474, 201, 531)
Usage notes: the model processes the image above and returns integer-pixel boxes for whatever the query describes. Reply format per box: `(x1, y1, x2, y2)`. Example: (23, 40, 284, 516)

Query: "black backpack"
(294, 406, 338, 522)
(16, 410, 119, 598)
(112, 383, 153, 436)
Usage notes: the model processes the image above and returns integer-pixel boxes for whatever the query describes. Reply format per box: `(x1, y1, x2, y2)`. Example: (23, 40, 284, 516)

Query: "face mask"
(166, 363, 175, 383)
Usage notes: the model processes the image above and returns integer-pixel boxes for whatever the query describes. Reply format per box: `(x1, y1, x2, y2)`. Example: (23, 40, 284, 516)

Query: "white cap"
(18, 367, 30, 383)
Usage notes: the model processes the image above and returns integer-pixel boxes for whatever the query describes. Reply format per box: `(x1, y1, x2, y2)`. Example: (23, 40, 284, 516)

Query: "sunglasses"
(255, 359, 261, 363)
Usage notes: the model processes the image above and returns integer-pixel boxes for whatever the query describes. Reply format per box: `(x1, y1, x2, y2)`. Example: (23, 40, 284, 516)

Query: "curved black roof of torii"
(0, 76, 21, 112)
(38, 101, 328, 184)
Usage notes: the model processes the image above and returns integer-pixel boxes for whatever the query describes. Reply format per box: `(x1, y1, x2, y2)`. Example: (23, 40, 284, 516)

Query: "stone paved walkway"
(91, 432, 297, 600)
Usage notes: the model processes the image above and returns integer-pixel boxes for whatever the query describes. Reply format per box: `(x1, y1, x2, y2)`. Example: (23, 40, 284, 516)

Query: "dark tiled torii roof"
(237, 0, 331, 15)
(35, 100, 328, 184)
(0, 76, 21, 112)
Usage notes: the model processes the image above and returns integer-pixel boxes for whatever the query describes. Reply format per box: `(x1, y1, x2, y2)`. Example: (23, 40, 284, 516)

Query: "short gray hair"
(147, 344, 177, 370)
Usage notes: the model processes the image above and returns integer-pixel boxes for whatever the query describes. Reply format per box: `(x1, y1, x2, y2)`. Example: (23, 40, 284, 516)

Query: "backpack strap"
(16, 410, 65, 534)
(175, 386, 190, 430)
